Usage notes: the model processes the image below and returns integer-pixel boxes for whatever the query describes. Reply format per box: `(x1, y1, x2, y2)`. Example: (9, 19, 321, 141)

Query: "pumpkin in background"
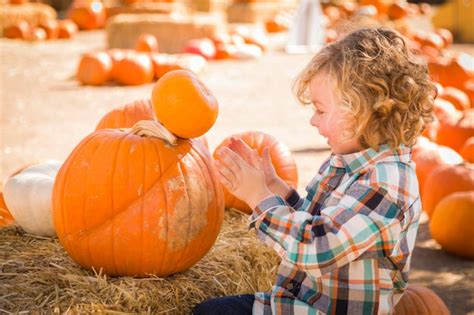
(422, 163, 474, 217)
(435, 28, 453, 48)
(58, 19, 78, 39)
(387, 1, 409, 20)
(52, 121, 224, 277)
(183, 38, 217, 60)
(150, 53, 207, 79)
(438, 87, 470, 111)
(68, 0, 106, 30)
(135, 34, 159, 53)
(429, 53, 474, 90)
(430, 191, 474, 259)
(213, 131, 298, 214)
(151, 70, 218, 138)
(394, 284, 450, 314)
(4, 21, 30, 39)
(436, 109, 474, 152)
(95, 99, 154, 131)
(463, 79, 474, 107)
(459, 137, 474, 162)
(38, 20, 59, 40)
(76, 52, 112, 86)
(113, 52, 154, 86)
(412, 137, 463, 195)
(0, 192, 15, 227)
(28, 27, 47, 41)
(3, 160, 62, 236)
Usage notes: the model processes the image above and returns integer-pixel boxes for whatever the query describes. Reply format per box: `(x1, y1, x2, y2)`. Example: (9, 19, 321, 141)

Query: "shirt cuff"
(285, 188, 302, 208)
(249, 194, 287, 229)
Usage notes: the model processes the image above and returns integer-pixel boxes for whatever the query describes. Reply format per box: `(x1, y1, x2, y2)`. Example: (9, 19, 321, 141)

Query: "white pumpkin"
(3, 160, 62, 236)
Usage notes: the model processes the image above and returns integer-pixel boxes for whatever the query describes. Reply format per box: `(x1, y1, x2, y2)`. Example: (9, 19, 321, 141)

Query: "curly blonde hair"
(294, 27, 435, 150)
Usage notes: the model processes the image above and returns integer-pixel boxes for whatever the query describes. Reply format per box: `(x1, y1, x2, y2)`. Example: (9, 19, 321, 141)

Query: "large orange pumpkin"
(213, 131, 298, 214)
(436, 109, 474, 152)
(430, 191, 474, 259)
(412, 137, 462, 195)
(95, 99, 154, 131)
(151, 70, 218, 139)
(421, 163, 474, 217)
(76, 52, 112, 86)
(113, 52, 154, 86)
(52, 120, 224, 277)
(394, 284, 450, 314)
(459, 137, 474, 162)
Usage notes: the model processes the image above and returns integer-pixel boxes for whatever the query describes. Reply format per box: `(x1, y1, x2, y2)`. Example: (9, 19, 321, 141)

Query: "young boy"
(194, 27, 435, 314)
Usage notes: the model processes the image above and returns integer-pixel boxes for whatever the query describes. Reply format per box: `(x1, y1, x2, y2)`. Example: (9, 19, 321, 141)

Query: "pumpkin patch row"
(4, 19, 78, 41)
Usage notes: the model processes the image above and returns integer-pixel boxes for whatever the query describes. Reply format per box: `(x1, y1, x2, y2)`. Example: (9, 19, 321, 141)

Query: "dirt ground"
(1, 30, 473, 314)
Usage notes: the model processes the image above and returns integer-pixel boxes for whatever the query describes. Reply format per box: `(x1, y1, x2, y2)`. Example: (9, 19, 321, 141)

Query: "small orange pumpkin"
(4, 21, 30, 39)
(430, 191, 474, 259)
(422, 163, 474, 217)
(76, 52, 112, 86)
(58, 19, 78, 39)
(135, 34, 159, 53)
(151, 70, 218, 138)
(113, 52, 154, 86)
(213, 131, 298, 214)
(412, 137, 463, 195)
(394, 284, 450, 314)
(436, 109, 474, 152)
(52, 121, 224, 277)
(438, 87, 471, 111)
(38, 20, 59, 40)
(68, 0, 106, 30)
(95, 99, 154, 131)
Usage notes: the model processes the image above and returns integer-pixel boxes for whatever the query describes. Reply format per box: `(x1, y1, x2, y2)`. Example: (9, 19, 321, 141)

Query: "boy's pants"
(192, 294, 255, 315)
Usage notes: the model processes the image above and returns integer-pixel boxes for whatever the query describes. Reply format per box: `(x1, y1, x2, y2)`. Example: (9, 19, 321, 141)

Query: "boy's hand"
(215, 145, 272, 210)
(228, 137, 291, 198)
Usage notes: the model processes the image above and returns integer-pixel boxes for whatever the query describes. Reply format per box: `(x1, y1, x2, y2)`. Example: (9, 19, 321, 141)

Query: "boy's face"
(308, 73, 362, 155)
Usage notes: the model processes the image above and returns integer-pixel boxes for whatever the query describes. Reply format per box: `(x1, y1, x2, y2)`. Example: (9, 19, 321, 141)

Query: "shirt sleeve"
(251, 181, 405, 278)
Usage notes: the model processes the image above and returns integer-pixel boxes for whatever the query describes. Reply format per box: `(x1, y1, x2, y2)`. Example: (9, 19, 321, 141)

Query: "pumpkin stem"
(129, 120, 178, 145)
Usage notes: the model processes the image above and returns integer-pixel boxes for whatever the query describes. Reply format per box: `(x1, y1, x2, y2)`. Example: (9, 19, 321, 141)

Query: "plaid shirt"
(250, 144, 421, 315)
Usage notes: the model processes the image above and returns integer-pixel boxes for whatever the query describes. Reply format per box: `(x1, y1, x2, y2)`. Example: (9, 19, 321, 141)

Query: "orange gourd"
(436, 109, 474, 152)
(213, 131, 298, 214)
(394, 284, 450, 314)
(151, 70, 218, 138)
(430, 191, 474, 259)
(459, 137, 474, 162)
(76, 52, 112, 86)
(421, 164, 474, 217)
(52, 121, 224, 277)
(135, 34, 159, 53)
(412, 137, 463, 195)
(113, 52, 154, 86)
(95, 99, 154, 131)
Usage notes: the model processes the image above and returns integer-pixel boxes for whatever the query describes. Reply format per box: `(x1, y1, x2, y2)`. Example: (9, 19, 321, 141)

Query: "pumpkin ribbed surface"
(52, 128, 224, 277)
(395, 284, 450, 314)
(95, 99, 154, 131)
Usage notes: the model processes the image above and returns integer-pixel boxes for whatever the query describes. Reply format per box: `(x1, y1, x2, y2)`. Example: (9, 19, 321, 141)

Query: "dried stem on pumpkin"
(129, 120, 178, 146)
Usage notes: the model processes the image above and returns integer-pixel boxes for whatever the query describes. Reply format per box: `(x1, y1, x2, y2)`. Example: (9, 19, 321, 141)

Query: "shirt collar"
(329, 144, 412, 175)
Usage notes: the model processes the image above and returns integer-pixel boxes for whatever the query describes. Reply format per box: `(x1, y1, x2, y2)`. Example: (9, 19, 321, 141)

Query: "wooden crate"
(107, 12, 226, 53)
(227, 1, 297, 23)
(0, 2, 56, 35)
(105, 2, 189, 18)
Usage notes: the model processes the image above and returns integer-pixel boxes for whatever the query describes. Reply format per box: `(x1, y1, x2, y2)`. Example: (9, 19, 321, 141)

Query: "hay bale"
(0, 210, 280, 313)
(0, 3, 56, 36)
(227, 1, 298, 23)
(107, 13, 226, 53)
(105, 2, 190, 19)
